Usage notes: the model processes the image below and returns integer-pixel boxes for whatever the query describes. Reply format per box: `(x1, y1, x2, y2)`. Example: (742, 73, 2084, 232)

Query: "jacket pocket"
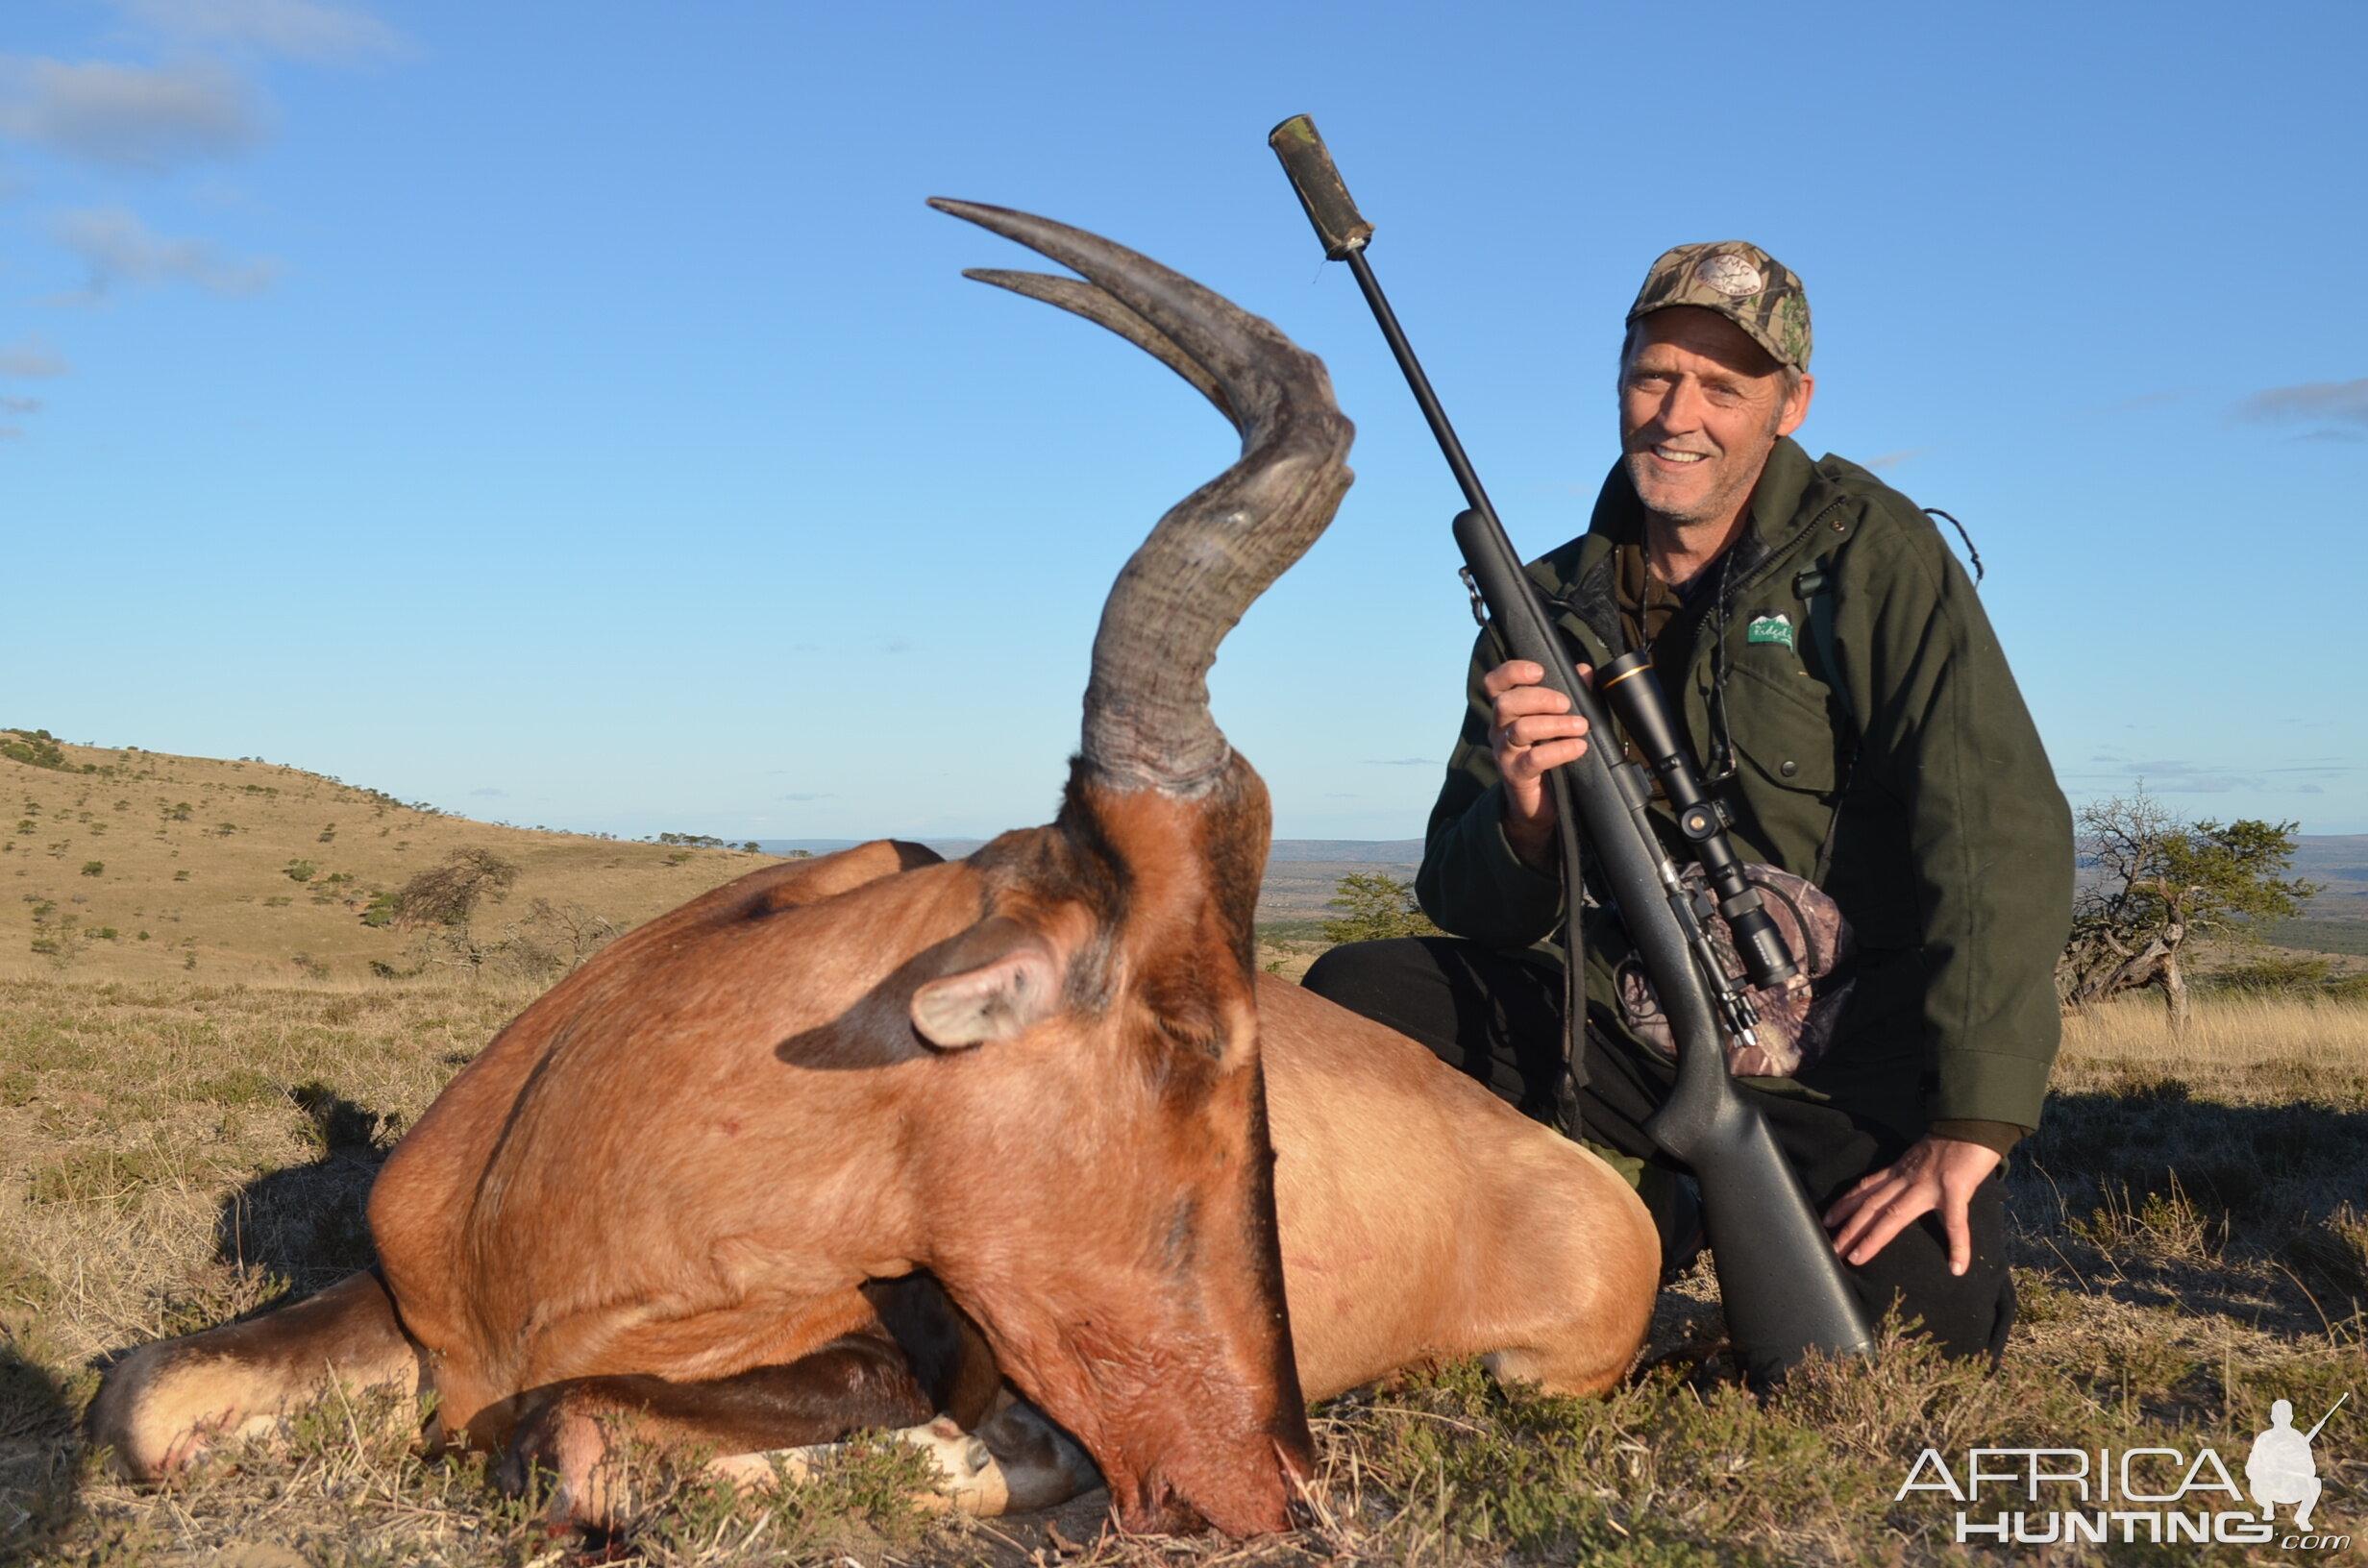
(1724, 654, 1843, 796)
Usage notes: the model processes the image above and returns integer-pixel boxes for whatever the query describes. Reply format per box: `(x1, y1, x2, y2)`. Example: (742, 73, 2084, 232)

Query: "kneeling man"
(1307, 242, 2071, 1362)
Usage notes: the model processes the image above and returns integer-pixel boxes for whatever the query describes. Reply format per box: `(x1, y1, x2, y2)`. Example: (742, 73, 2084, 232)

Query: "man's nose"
(1658, 377, 1707, 431)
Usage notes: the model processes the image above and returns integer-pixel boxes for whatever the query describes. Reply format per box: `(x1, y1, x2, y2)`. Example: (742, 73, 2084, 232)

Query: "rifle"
(1268, 113, 1872, 1383)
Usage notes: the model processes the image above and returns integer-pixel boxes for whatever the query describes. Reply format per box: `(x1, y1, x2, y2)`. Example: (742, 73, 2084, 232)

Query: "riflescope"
(1596, 650, 1801, 992)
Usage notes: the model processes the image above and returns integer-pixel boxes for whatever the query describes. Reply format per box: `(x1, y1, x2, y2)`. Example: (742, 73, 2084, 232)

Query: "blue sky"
(5, 0, 2363, 841)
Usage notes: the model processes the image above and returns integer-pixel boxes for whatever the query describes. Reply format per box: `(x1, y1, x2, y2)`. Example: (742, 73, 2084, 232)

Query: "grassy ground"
(2, 977, 2361, 1565)
(1, 735, 769, 988)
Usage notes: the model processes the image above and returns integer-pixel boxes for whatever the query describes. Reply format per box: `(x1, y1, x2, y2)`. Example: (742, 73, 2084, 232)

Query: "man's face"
(1618, 306, 1813, 530)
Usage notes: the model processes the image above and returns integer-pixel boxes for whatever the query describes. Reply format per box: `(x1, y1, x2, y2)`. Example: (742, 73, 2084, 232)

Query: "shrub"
(0, 730, 68, 771)
(1323, 871, 1442, 945)
(2208, 953, 2331, 993)
(284, 859, 316, 883)
(78, 861, 102, 877)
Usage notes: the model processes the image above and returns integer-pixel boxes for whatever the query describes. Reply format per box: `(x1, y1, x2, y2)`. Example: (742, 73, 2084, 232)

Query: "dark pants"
(1301, 936, 2014, 1363)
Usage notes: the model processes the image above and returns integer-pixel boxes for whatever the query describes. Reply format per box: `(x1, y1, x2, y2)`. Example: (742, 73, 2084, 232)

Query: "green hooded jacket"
(1415, 437, 2073, 1139)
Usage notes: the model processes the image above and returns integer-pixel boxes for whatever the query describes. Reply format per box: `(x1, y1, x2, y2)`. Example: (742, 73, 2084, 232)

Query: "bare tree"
(2058, 792, 2317, 1031)
(392, 848, 520, 929)
(523, 897, 622, 972)
(407, 894, 620, 984)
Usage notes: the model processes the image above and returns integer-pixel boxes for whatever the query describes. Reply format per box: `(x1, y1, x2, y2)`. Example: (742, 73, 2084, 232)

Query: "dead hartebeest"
(89, 201, 1656, 1536)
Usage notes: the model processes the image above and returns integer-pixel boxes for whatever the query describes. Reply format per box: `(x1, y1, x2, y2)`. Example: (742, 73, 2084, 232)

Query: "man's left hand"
(1821, 1135, 2000, 1276)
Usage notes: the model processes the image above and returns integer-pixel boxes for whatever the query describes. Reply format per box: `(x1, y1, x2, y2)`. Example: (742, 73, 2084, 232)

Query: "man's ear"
(1776, 371, 1814, 438)
(910, 917, 1064, 1048)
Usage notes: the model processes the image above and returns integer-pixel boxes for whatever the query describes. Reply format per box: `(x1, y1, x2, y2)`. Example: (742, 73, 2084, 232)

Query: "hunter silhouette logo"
(2248, 1394, 2344, 1532)
(1896, 1389, 2351, 1550)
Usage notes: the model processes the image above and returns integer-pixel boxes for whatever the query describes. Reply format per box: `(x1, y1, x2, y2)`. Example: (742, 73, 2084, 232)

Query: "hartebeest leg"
(500, 1345, 1103, 1529)
(497, 1335, 939, 1527)
(707, 1390, 1102, 1520)
(88, 1268, 426, 1480)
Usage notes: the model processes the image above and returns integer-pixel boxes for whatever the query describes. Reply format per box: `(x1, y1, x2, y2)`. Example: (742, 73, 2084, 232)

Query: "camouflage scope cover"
(1614, 860, 1855, 1078)
(1628, 241, 1812, 371)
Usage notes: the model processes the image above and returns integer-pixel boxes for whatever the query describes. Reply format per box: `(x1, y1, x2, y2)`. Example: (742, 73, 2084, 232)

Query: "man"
(1304, 242, 2071, 1361)
(2246, 1399, 2325, 1531)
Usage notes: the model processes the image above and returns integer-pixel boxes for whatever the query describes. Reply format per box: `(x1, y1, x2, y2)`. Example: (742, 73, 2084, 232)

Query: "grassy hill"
(1, 730, 773, 986)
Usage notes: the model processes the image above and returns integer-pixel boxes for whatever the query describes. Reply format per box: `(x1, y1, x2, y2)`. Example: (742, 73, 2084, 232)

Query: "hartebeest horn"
(931, 199, 1353, 796)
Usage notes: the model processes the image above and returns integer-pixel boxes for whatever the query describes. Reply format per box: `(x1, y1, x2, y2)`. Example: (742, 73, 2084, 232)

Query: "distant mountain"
(2293, 834, 2368, 917)
(752, 838, 1426, 864)
(754, 834, 2368, 919)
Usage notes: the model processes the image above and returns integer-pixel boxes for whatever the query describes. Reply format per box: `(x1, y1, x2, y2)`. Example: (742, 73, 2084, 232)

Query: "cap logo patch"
(1747, 613, 1795, 649)
(1695, 253, 1763, 298)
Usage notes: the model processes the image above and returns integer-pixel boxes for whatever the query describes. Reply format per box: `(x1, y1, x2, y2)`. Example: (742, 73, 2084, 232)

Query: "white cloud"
(0, 395, 41, 414)
(50, 205, 280, 298)
(0, 55, 262, 171)
(110, 0, 407, 65)
(1866, 449, 1929, 471)
(0, 334, 71, 378)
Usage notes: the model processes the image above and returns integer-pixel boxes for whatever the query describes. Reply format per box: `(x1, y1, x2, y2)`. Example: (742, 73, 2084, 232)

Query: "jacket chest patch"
(1747, 612, 1796, 650)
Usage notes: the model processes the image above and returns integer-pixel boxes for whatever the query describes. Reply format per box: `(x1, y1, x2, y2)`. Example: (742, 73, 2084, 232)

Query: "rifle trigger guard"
(1457, 566, 1488, 628)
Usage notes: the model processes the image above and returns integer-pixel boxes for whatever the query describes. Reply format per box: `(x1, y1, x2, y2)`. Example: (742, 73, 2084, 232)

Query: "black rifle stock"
(1270, 112, 1872, 1382)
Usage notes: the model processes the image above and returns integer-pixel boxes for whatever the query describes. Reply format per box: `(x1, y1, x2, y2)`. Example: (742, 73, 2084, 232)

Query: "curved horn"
(932, 198, 1354, 796)
(963, 269, 1235, 425)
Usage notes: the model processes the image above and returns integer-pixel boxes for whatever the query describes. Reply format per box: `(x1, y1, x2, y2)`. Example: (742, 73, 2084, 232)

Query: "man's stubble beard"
(1625, 450, 1760, 533)
(1623, 403, 1789, 537)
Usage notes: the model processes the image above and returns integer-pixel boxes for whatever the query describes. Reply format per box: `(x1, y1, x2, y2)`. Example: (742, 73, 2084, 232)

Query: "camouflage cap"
(1627, 241, 1812, 371)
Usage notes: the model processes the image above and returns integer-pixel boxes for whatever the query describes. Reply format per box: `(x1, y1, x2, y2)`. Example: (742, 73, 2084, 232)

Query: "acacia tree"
(2057, 792, 2317, 1031)
(1323, 872, 1441, 945)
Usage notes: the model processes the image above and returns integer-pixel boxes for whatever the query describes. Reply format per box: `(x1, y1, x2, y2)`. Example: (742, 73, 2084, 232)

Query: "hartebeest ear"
(910, 917, 1065, 1048)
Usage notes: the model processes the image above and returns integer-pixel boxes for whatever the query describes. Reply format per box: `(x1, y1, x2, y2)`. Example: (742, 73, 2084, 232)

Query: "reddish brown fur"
(354, 759, 1312, 1534)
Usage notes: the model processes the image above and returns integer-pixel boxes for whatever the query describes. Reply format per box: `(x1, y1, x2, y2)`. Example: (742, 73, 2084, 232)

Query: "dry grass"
(3, 969, 2364, 1563)
(2058, 991, 2368, 1099)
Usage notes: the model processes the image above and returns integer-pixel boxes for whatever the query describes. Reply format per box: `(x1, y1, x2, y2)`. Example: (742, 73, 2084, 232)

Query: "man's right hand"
(1483, 658, 1591, 871)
